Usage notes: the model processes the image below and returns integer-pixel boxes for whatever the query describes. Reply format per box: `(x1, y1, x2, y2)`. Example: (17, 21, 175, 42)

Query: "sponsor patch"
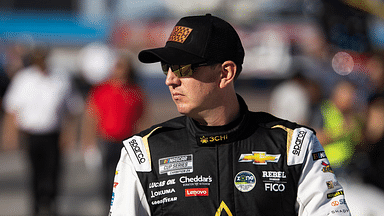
(149, 179, 176, 189)
(328, 209, 350, 215)
(322, 162, 334, 174)
(234, 171, 256, 192)
(286, 128, 313, 166)
(239, 152, 280, 165)
(185, 188, 209, 197)
(262, 170, 287, 192)
(198, 134, 229, 145)
(262, 171, 287, 179)
(123, 136, 151, 172)
(326, 181, 334, 189)
(150, 188, 176, 198)
(331, 201, 339, 206)
(110, 192, 115, 207)
(313, 151, 327, 160)
(264, 182, 286, 192)
(180, 175, 212, 187)
(292, 131, 307, 156)
(327, 190, 344, 199)
(129, 139, 146, 164)
(167, 26, 193, 43)
(113, 182, 119, 188)
(159, 154, 193, 176)
(151, 197, 178, 206)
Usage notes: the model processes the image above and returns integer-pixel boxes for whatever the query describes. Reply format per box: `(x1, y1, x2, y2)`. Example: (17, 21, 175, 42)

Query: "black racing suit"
(109, 96, 351, 216)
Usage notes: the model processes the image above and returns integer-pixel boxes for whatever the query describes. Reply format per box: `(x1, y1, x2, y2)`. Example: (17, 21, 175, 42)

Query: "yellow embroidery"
(215, 201, 233, 216)
(200, 136, 209, 144)
(271, 125, 293, 161)
(143, 126, 162, 165)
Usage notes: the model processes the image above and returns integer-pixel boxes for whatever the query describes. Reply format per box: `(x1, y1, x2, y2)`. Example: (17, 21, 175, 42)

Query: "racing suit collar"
(188, 94, 250, 146)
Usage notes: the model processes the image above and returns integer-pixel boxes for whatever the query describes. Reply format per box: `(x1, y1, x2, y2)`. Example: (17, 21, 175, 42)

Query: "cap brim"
(138, 47, 205, 65)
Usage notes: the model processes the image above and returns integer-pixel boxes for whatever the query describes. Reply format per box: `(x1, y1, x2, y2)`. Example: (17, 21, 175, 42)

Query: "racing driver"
(109, 14, 351, 216)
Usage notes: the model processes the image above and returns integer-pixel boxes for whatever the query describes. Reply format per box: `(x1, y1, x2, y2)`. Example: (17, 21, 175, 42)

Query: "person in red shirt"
(81, 51, 148, 204)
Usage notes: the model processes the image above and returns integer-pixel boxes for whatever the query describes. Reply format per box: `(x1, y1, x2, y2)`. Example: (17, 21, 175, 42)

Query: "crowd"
(0, 42, 148, 215)
(270, 32, 384, 189)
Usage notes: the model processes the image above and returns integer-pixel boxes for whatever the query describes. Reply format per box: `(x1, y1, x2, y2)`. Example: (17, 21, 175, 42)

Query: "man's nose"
(165, 69, 181, 86)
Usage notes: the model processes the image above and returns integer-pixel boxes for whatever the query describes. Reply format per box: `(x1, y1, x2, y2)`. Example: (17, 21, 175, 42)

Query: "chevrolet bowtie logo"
(239, 152, 281, 165)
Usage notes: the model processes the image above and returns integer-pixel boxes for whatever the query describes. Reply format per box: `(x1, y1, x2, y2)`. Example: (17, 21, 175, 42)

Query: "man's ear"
(219, 61, 237, 88)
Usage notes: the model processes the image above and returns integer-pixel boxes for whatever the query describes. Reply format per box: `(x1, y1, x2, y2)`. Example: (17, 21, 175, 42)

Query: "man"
(2, 46, 82, 216)
(81, 51, 147, 205)
(109, 14, 351, 216)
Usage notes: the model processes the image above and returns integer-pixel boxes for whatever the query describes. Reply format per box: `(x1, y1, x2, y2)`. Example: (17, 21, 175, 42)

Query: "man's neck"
(193, 93, 240, 126)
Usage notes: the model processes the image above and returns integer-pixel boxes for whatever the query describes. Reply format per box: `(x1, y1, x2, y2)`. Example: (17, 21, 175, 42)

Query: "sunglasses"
(161, 62, 212, 78)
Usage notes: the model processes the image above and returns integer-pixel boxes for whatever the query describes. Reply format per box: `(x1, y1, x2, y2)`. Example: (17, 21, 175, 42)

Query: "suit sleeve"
(289, 128, 351, 216)
(109, 139, 151, 216)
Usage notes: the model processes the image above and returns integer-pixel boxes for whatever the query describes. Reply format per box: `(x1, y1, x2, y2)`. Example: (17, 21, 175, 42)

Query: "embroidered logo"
(159, 154, 193, 176)
(197, 135, 228, 145)
(129, 139, 146, 164)
(234, 171, 256, 192)
(292, 131, 306, 156)
(239, 152, 281, 165)
(113, 182, 119, 188)
(200, 136, 209, 144)
(167, 26, 193, 43)
(312, 151, 327, 161)
(327, 190, 344, 199)
(326, 181, 334, 189)
(185, 188, 209, 197)
(321, 162, 334, 173)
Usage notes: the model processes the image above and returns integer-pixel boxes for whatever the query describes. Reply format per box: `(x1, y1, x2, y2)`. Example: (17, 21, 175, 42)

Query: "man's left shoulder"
(251, 112, 316, 165)
(250, 111, 314, 132)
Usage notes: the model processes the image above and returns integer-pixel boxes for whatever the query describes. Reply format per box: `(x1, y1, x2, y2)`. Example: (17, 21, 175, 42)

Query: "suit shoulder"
(250, 111, 314, 132)
(138, 116, 187, 138)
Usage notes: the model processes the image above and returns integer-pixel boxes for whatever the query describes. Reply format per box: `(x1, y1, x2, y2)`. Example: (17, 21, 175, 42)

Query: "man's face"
(164, 63, 222, 119)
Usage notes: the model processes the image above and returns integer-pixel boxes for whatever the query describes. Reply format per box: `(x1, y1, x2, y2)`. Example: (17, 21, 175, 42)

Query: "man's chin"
(176, 106, 190, 116)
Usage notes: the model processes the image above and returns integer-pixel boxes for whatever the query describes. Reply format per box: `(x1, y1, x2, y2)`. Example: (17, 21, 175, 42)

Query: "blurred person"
(270, 71, 311, 125)
(0, 68, 10, 111)
(365, 54, 384, 97)
(80, 51, 148, 204)
(298, 25, 371, 112)
(1, 46, 83, 216)
(305, 78, 325, 131)
(3, 42, 31, 79)
(297, 24, 343, 100)
(270, 70, 325, 131)
(362, 54, 384, 190)
(0, 42, 30, 113)
(363, 93, 384, 191)
(109, 14, 350, 216)
(317, 80, 363, 173)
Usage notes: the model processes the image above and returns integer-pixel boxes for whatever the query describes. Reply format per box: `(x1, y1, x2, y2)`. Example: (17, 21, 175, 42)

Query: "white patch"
(123, 136, 151, 172)
(287, 128, 313, 166)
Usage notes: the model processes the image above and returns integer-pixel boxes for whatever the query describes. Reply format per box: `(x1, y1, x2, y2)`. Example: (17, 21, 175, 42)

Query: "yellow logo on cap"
(168, 26, 193, 43)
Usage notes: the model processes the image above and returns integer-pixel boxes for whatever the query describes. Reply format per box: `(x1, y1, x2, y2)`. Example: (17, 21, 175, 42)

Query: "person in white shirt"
(2, 46, 82, 216)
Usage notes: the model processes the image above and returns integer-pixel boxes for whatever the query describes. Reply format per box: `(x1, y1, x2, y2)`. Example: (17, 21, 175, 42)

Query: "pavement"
(0, 150, 109, 216)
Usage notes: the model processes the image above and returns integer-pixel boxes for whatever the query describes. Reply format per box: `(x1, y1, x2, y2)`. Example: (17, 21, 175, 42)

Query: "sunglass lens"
(161, 62, 169, 75)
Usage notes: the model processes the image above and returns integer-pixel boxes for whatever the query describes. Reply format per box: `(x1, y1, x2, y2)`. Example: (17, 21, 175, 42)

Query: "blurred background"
(1, 0, 384, 215)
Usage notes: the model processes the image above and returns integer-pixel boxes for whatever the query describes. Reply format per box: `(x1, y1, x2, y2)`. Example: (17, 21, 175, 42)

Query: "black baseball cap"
(138, 14, 244, 67)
